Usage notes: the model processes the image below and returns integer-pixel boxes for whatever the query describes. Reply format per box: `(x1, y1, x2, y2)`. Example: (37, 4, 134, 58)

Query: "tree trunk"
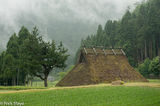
(12, 77, 14, 86)
(141, 49, 143, 62)
(31, 80, 33, 87)
(150, 41, 153, 59)
(153, 39, 156, 57)
(159, 48, 160, 57)
(43, 66, 49, 87)
(137, 49, 140, 63)
(157, 39, 160, 56)
(145, 40, 147, 58)
(12, 77, 15, 86)
(156, 39, 158, 56)
(44, 77, 48, 87)
(17, 68, 19, 85)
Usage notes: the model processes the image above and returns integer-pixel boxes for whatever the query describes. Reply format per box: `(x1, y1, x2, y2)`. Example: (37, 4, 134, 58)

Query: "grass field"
(0, 79, 160, 106)
(0, 86, 160, 106)
(0, 81, 58, 91)
(148, 79, 160, 83)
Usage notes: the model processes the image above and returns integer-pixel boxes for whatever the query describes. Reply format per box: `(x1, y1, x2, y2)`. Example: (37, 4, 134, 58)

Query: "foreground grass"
(0, 86, 46, 91)
(0, 86, 160, 106)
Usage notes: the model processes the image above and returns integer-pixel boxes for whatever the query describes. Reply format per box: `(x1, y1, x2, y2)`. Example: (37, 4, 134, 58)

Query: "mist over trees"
(0, 0, 143, 66)
(0, 26, 68, 87)
(81, 0, 160, 67)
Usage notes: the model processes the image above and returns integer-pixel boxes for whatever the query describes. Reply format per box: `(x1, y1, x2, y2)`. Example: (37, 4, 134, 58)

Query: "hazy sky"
(0, 0, 143, 52)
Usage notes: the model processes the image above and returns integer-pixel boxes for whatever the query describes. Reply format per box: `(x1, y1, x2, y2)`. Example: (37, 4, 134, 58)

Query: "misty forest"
(0, 0, 160, 87)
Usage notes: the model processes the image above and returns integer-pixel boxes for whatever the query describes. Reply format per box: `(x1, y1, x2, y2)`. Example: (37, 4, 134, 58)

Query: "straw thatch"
(56, 48, 148, 86)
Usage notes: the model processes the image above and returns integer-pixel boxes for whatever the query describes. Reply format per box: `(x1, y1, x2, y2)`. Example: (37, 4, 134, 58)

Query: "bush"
(149, 57, 160, 77)
(137, 58, 151, 78)
(137, 57, 160, 78)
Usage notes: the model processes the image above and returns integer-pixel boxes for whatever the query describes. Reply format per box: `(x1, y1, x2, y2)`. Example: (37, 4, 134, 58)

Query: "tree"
(22, 27, 68, 87)
(149, 57, 160, 77)
(6, 27, 31, 85)
(137, 58, 151, 78)
(0, 26, 68, 86)
(6, 33, 19, 85)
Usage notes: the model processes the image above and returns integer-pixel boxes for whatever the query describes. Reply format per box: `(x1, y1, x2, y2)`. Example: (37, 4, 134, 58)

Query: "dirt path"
(0, 83, 159, 94)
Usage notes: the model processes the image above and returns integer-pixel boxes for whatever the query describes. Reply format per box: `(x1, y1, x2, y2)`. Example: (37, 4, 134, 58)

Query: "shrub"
(137, 58, 151, 78)
(149, 57, 160, 77)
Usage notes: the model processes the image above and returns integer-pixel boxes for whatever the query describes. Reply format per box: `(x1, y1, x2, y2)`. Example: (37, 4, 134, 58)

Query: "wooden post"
(121, 49, 126, 55)
(103, 49, 106, 55)
(93, 48, 97, 55)
(84, 48, 87, 54)
(112, 49, 116, 55)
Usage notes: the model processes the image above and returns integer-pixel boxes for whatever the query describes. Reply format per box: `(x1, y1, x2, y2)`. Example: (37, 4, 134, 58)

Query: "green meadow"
(0, 80, 160, 106)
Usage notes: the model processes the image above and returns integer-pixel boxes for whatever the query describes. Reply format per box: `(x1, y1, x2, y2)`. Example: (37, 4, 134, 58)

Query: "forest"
(80, 0, 160, 77)
(0, 26, 68, 87)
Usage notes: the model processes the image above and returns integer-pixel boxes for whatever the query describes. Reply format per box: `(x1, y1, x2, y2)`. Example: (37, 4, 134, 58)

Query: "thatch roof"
(56, 48, 148, 86)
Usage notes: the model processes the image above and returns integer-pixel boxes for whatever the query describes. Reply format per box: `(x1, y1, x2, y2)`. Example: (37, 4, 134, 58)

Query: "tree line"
(0, 26, 68, 87)
(80, 0, 160, 67)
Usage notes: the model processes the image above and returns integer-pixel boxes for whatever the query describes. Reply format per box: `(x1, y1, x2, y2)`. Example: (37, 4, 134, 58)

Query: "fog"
(0, 0, 143, 63)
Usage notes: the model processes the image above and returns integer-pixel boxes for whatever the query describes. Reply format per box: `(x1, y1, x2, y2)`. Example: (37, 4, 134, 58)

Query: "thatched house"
(56, 48, 148, 86)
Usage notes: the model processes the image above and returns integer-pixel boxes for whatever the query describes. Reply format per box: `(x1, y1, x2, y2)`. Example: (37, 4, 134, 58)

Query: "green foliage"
(137, 58, 151, 77)
(21, 28, 69, 87)
(149, 57, 160, 77)
(0, 86, 160, 106)
(0, 26, 68, 87)
(137, 57, 160, 78)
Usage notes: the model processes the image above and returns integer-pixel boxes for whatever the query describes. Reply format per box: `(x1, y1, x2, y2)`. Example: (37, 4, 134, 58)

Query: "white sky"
(0, 0, 144, 49)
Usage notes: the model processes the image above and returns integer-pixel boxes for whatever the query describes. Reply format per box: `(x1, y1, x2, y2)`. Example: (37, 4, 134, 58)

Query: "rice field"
(0, 86, 160, 106)
(0, 79, 160, 106)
